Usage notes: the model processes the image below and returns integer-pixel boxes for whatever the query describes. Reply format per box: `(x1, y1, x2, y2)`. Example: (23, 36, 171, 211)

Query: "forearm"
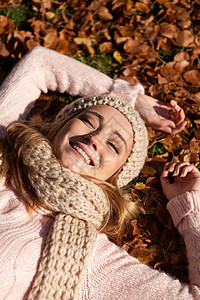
(167, 191, 200, 288)
(0, 46, 143, 133)
(86, 191, 200, 299)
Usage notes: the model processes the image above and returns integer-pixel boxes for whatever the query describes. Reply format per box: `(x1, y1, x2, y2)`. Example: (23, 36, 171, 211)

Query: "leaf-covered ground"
(1, 0, 200, 283)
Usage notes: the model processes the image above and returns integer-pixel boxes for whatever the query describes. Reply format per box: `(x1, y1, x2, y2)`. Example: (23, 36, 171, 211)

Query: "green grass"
(0, 3, 36, 29)
(149, 143, 167, 157)
(75, 50, 120, 77)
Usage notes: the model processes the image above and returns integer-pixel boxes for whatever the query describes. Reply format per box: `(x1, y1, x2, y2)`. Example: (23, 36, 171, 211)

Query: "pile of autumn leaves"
(1, 0, 200, 282)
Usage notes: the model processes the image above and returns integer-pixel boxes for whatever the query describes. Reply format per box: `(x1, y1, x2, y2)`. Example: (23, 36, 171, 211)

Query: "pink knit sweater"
(0, 47, 200, 299)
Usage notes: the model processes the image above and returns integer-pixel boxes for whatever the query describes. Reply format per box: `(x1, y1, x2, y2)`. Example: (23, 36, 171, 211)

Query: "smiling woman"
(0, 94, 148, 299)
(54, 105, 134, 180)
(2, 46, 200, 300)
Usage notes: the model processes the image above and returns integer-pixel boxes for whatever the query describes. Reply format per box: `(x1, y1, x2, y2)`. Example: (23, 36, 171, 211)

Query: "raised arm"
(0, 46, 143, 135)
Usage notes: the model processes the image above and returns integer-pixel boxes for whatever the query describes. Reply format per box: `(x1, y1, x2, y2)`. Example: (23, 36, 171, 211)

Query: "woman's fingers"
(162, 162, 196, 179)
(170, 120, 187, 134)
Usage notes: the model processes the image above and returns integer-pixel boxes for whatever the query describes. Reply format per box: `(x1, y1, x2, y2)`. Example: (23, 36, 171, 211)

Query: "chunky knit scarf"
(18, 140, 109, 300)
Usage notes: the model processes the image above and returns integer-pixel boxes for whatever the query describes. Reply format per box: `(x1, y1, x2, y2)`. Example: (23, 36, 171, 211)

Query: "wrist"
(112, 79, 144, 108)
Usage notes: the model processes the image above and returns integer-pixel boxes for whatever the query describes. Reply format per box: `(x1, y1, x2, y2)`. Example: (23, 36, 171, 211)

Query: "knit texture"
(57, 95, 149, 187)
(13, 140, 109, 300)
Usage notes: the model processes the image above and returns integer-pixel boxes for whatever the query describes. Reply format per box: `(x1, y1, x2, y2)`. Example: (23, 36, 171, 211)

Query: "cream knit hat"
(57, 95, 149, 187)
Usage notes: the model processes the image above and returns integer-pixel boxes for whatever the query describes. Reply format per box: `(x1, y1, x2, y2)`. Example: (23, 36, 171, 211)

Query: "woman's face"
(54, 105, 133, 181)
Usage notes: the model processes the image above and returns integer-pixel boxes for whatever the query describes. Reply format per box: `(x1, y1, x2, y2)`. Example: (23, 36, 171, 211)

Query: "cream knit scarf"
(14, 140, 109, 300)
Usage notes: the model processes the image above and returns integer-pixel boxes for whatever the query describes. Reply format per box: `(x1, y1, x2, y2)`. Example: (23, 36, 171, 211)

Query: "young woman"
(0, 47, 199, 300)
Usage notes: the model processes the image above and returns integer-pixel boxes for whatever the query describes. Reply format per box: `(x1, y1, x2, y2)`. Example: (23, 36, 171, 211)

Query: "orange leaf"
(130, 247, 153, 263)
(160, 23, 179, 39)
(175, 30, 195, 47)
(0, 15, 13, 35)
(113, 50, 123, 63)
(98, 7, 113, 21)
(141, 165, 156, 176)
(124, 39, 150, 57)
(99, 42, 112, 53)
(183, 70, 200, 85)
(0, 42, 9, 57)
(135, 2, 150, 13)
(44, 29, 58, 49)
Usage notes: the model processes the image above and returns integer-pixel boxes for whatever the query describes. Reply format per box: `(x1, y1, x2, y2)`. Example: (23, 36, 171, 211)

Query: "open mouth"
(69, 141, 94, 166)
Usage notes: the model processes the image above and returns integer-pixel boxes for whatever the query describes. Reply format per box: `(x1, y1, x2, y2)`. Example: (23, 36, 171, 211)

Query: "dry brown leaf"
(135, 2, 150, 13)
(45, 12, 55, 21)
(174, 52, 190, 62)
(130, 247, 153, 263)
(43, 29, 58, 49)
(0, 42, 9, 57)
(99, 42, 112, 53)
(74, 36, 97, 47)
(160, 62, 180, 80)
(131, 219, 142, 236)
(183, 70, 200, 85)
(175, 30, 195, 47)
(0, 15, 13, 35)
(157, 74, 168, 84)
(141, 165, 156, 176)
(160, 23, 179, 39)
(174, 60, 190, 72)
(98, 7, 113, 21)
(56, 39, 69, 54)
(26, 38, 40, 50)
(124, 39, 150, 57)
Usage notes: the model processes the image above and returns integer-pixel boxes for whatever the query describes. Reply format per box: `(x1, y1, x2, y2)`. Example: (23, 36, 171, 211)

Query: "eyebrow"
(83, 110, 104, 122)
(113, 131, 127, 150)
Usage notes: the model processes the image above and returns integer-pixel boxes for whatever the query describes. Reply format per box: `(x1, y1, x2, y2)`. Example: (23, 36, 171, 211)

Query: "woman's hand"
(160, 162, 200, 201)
(134, 93, 187, 134)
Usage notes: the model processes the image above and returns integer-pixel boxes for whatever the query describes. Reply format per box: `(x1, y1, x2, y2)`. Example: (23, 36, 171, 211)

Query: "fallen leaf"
(45, 12, 55, 21)
(113, 50, 122, 63)
(160, 23, 179, 39)
(175, 30, 195, 47)
(141, 165, 157, 176)
(174, 52, 190, 62)
(99, 42, 112, 53)
(44, 28, 58, 49)
(135, 2, 150, 13)
(98, 6, 113, 21)
(183, 70, 200, 85)
(124, 39, 150, 57)
(0, 42, 9, 57)
(130, 247, 153, 263)
(0, 15, 13, 35)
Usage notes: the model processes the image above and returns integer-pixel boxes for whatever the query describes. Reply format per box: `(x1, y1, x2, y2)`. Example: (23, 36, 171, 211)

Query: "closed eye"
(107, 141, 119, 154)
(81, 117, 95, 129)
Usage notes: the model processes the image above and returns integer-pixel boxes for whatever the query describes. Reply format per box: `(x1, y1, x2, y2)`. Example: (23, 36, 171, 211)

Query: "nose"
(83, 133, 102, 151)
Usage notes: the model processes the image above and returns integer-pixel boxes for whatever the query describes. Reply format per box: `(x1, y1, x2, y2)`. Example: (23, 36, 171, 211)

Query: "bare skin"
(161, 162, 200, 200)
(134, 93, 187, 134)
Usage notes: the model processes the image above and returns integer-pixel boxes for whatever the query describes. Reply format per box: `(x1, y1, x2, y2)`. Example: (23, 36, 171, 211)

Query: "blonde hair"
(0, 113, 139, 238)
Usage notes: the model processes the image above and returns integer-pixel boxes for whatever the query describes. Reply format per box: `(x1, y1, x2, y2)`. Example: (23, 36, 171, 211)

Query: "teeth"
(73, 144, 91, 165)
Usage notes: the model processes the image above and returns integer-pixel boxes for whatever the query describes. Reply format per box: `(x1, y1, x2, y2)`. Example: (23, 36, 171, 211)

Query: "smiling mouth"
(69, 142, 94, 166)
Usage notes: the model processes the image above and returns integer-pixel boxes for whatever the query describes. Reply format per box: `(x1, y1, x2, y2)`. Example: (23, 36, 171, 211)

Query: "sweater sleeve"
(0, 46, 144, 136)
(80, 191, 200, 300)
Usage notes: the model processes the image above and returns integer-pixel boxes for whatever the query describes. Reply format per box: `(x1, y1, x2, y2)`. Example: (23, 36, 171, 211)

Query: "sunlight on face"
(53, 105, 133, 181)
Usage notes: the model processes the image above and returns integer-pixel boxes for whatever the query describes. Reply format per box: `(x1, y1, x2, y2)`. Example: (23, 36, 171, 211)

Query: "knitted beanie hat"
(57, 95, 149, 187)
